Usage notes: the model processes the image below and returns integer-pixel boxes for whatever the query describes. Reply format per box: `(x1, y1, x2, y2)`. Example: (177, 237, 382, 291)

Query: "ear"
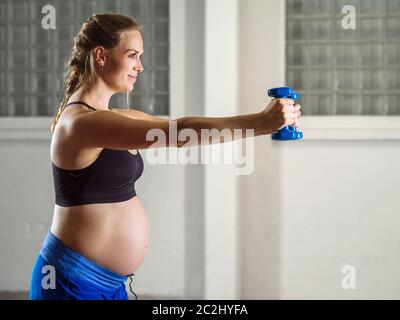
(92, 46, 107, 66)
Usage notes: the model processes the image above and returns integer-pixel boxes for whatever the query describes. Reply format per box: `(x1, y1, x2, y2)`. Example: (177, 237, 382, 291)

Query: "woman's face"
(102, 30, 144, 93)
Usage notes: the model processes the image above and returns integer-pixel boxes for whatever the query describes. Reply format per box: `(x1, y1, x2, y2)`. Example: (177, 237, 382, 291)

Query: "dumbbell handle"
(267, 87, 303, 141)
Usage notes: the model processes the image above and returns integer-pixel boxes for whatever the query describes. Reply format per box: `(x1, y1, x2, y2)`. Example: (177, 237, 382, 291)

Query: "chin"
(116, 85, 134, 93)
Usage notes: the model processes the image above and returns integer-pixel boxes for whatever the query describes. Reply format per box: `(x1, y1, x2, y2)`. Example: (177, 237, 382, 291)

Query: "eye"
(129, 53, 137, 58)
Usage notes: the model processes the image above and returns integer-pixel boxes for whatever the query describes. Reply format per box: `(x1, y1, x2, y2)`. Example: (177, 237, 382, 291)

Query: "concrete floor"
(0, 292, 29, 300)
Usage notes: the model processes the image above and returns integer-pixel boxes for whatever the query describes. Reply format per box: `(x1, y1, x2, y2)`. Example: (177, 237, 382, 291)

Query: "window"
(0, 0, 169, 117)
(286, 0, 400, 116)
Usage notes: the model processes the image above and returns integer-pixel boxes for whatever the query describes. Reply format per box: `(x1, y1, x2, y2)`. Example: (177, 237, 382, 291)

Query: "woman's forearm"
(175, 112, 270, 147)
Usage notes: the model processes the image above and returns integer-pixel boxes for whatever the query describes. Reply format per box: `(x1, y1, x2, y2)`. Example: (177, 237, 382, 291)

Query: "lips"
(128, 75, 137, 79)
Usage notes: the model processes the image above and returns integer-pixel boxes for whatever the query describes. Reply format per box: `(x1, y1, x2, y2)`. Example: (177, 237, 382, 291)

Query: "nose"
(134, 59, 144, 73)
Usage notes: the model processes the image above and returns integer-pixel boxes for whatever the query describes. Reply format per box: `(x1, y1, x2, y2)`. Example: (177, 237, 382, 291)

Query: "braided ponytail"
(50, 13, 142, 134)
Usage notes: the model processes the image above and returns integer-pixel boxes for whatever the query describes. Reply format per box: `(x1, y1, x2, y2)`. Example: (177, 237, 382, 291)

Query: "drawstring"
(128, 273, 138, 300)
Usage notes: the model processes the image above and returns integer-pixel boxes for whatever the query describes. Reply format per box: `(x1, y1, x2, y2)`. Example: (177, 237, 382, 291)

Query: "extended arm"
(111, 107, 268, 148)
(75, 99, 298, 150)
(175, 112, 269, 148)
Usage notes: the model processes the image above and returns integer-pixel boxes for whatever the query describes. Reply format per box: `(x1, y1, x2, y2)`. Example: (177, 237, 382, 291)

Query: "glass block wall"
(0, 0, 169, 117)
(286, 0, 400, 115)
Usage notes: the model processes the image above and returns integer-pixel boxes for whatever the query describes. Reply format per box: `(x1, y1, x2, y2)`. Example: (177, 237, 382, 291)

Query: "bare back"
(50, 105, 149, 276)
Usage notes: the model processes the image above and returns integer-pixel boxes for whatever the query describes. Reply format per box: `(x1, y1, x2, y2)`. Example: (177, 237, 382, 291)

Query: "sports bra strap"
(64, 101, 113, 111)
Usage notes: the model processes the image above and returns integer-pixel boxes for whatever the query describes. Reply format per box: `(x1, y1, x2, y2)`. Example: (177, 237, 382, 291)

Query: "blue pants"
(30, 231, 129, 300)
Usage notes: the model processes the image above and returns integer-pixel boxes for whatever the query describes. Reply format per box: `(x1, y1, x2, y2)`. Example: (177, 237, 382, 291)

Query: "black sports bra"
(52, 101, 144, 207)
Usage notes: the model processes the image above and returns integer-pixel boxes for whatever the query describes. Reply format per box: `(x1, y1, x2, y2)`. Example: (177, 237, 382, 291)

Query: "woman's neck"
(69, 81, 114, 111)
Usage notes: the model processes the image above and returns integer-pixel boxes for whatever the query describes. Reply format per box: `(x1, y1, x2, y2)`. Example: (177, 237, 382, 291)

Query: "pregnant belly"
(51, 196, 150, 276)
(109, 198, 150, 274)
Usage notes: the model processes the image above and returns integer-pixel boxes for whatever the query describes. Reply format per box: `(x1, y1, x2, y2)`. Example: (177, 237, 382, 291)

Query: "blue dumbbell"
(267, 86, 303, 141)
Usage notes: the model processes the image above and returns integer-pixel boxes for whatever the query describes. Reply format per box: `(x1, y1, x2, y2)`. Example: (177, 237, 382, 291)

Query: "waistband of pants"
(39, 230, 128, 292)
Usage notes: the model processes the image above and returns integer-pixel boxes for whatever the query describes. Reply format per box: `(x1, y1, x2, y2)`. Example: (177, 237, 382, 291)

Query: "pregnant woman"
(29, 13, 301, 300)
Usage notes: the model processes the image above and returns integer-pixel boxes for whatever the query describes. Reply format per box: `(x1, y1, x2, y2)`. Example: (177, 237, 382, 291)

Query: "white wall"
(204, 0, 240, 299)
(279, 140, 400, 299)
(0, 138, 54, 291)
(238, 0, 285, 299)
(182, 0, 205, 300)
(238, 0, 400, 299)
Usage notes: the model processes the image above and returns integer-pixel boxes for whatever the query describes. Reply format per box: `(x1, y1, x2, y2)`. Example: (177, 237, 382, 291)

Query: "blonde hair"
(50, 13, 142, 134)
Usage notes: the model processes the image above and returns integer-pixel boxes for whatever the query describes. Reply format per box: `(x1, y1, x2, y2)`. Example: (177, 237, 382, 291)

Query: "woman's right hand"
(261, 98, 302, 133)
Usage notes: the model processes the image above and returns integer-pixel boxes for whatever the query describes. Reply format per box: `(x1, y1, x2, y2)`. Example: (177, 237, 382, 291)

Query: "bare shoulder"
(51, 107, 103, 170)
(71, 106, 171, 151)
(111, 107, 170, 122)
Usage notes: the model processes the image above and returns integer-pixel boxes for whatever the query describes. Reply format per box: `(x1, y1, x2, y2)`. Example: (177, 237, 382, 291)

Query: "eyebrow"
(126, 49, 144, 55)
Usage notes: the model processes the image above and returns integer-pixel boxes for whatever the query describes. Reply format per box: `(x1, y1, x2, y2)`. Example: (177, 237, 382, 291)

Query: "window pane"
(360, 19, 384, 40)
(387, 70, 400, 90)
(337, 70, 360, 90)
(308, 20, 332, 40)
(309, 70, 333, 90)
(335, 44, 361, 66)
(362, 95, 387, 116)
(387, 95, 400, 115)
(150, 0, 169, 19)
(2, 0, 170, 117)
(386, 44, 400, 65)
(287, 69, 308, 91)
(308, 94, 334, 115)
(387, 0, 400, 12)
(307, 0, 335, 14)
(308, 45, 333, 66)
(286, 20, 306, 40)
(387, 18, 400, 40)
(286, 0, 399, 115)
(286, 0, 306, 15)
(360, 44, 384, 65)
(9, 50, 30, 70)
(337, 94, 361, 115)
(361, 70, 385, 90)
